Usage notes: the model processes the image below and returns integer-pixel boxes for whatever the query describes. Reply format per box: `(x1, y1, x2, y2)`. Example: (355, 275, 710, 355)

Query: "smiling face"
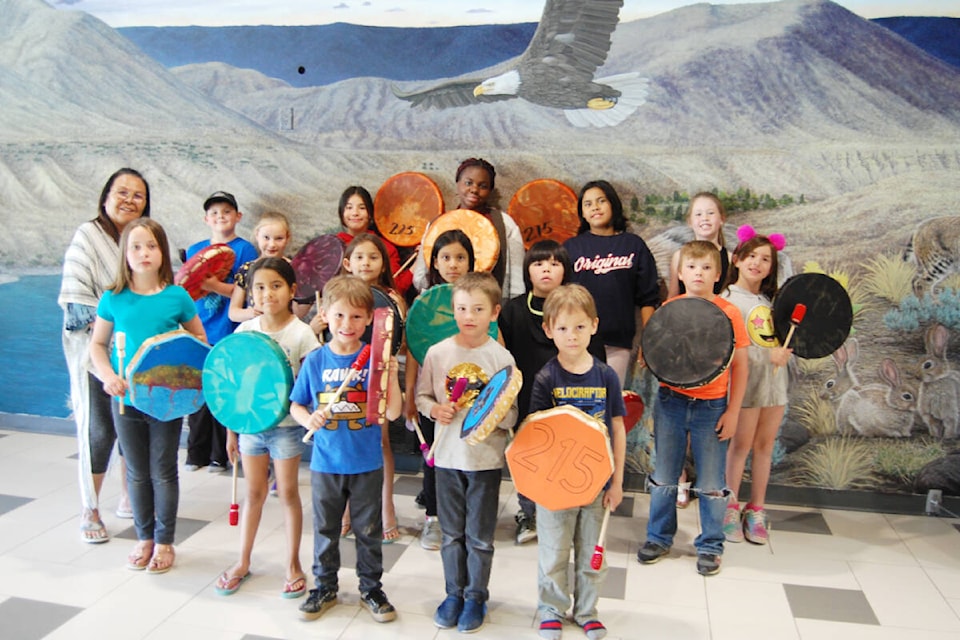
(688, 196, 724, 243)
(580, 187, 614, 234)
(456, 166, 493, 212)
(204, 202, 241, 240)
(734, 243, 773, 292)
(125, 225, 162, 277)
(250, 267, 295, 318)
(256, 222, 290, 258)
(104, 174, 148, 233)
(341, 194, 370, 235)
(344, 240, 384, 285)
(322, 298, 372, 353)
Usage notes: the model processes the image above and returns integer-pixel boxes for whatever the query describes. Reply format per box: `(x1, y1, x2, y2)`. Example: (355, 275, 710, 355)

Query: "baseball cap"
(203, 191, 238, 212)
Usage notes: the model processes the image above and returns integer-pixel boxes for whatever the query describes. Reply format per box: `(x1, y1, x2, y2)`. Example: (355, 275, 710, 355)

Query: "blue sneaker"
(458, 598, 487, 633)
(434, 595, 463, 629)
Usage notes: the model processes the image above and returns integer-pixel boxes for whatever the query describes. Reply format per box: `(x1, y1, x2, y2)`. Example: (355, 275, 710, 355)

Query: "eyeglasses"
(112, 189, 146, 204)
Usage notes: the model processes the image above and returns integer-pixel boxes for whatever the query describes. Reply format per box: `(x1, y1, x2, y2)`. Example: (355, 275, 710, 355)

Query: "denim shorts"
(239, 426, 305, 460)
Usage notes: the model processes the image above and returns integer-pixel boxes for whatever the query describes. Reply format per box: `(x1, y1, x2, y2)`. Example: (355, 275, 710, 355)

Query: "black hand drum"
(772, 273, 852, 359)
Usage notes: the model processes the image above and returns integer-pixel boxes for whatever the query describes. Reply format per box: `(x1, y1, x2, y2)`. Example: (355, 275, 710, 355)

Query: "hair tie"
(768, 233, 786, 251)
(736, 225, 756, 243)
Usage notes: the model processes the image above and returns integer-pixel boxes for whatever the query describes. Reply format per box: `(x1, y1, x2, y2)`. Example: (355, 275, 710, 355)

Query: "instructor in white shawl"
(59, 168, 149, 543)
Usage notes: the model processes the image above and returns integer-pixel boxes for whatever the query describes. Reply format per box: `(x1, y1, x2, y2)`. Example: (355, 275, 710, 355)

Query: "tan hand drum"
(460, 365, 522, 445)
(374, 172, 444, 247)
(772, 273, 852, 359)
(175, 244, 236, 301)
(423, 209, 500, 273)
(506, 405, 614, 511)
(508, 179, 580, 249)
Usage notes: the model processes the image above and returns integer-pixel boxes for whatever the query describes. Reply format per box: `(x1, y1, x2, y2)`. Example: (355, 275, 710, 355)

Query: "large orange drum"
(506, 405, 614, 511)
(423, 209, 500, 273)
(508, 179, 580, 249)
(374, 172, 444, 247)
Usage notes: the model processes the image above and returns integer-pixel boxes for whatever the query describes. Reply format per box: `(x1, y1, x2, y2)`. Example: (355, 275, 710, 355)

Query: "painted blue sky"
(54, 0, 958, 27)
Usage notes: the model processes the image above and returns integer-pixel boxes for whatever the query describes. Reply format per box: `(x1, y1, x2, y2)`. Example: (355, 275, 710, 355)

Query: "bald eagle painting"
(393, 0, 648, 128)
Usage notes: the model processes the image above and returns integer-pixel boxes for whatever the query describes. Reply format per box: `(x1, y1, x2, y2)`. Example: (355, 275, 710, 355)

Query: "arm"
(715, 347, 748, 441)
(770, 345, 792, 368)
(200, 277, 236, 298)
(404, 358, 420, 420)
(290, 401, 327, 432)
(385, 356, 403, 421)
(182, 315, 208, 344)
(603, 415, 626, 510)
(226, 430, 239, 464)
(415, 353, 454, 425)
(502, 213, 526, 300)
(412, 243, 428, 292)
(228, 282, 259, 323)
(89, 317, 125, 398)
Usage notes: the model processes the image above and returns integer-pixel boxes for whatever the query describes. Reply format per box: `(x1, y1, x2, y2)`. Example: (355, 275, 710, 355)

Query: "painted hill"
(874, 16, 960, 69)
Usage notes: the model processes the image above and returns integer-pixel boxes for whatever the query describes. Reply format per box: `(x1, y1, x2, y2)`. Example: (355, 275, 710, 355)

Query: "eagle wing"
(392, 78, 515, 109)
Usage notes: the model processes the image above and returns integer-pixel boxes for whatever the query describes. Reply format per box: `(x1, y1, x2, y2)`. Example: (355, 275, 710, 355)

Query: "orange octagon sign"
(506, 405, 614, 511)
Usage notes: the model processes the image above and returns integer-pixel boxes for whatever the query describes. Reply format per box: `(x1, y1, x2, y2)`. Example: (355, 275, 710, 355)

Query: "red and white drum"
(174, 244, 235, 301)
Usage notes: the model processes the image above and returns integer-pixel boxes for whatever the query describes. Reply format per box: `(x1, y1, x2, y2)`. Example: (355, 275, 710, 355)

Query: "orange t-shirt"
(662, 294, 748, 400)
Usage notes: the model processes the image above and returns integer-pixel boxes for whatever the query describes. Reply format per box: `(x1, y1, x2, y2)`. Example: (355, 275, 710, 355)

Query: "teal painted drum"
(406, 283, 499, 364)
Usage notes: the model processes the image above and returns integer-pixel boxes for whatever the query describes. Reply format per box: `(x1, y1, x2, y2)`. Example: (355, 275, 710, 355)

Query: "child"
(336, 186, 413, 295)
(637, 241, 748, 577)
(498, 240, 606, 545)
(406, 229, 476, 551)
(720, 226, 790, 544)
(563, 180, 660, 386)
(415, 272, 518, 633)
(528, 284, 626, 640)
(290, 275, 402, 624)
(89, 218, 206, 574)
(228, 211, 292, 323)
(184, 191, 258, 473)
(215, 258, 319, 598)
(337, 233, 407, 544)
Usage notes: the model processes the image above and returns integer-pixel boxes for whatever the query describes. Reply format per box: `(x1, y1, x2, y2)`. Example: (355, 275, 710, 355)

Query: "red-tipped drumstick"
(427, 376, 469, 461)
(116, 332, 126, 415)
(303, 344, 372, 443)
(590, 507, 612, 570)
(775, 303, 806, 372)
(229, 458, 239, 526)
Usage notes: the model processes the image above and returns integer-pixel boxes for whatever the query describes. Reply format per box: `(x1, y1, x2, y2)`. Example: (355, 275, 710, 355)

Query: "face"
(436, 242, 470, 283)
(126, 226, 162, 276)
(250, 268, 295, 317)
(456, 166, 493, 211)
(322, 299, 372, 351)
(580, 187, 613, 232)
(256, 222, 289, 258)
(205, 202, 242, 236)
(104, 174, 147, 232)
(688, 197, 723, 242)
(544, 308, 599, 358)
(342, 194, 370, 234)
(678, 254, 721, 297)
(344, 241, 384, 284)
(453, 289, 499, 342)
(529, 256, 565, 297)
(735, 244, 773, 289)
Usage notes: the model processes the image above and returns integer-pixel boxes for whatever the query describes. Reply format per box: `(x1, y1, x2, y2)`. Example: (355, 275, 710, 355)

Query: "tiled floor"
(2, 426, 960, 640)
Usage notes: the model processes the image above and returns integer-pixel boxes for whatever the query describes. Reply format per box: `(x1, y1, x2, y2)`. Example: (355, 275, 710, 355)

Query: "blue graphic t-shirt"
(528, 357, 626, 433)
(185, 236, 258, 345)
(289, 343, 381, 474)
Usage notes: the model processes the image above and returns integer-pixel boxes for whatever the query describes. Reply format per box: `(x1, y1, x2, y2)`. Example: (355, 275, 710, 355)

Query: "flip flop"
(146, 545, 175, 575)
(80, 519, 110, 544)
(126, 543, 153, 571)
(115, 505, 133, 519)
(280, 575, 306, 599)
(215, 570, 251, 596)
(382, 525, 400, 545)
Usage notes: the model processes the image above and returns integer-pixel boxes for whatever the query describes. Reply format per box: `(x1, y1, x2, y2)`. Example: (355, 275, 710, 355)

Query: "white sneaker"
(420, 516, 441, 550)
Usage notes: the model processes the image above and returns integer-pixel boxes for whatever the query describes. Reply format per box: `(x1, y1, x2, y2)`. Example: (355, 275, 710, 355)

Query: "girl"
(89, 218, 206, 574)
(407, 229, 476, 551)
(412, 158, 524, 302)
(216, 257, 319, 597)
(720, 226, 790, 545)
(498, 240, 606, 545)
(337, 233, 407, 543)
(336, 186, 413, 295)
(229, 212, 293, 323)
(563, 180, 660, 386)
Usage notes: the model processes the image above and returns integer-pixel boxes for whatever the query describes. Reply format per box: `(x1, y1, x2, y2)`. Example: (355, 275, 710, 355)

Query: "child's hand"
(101, 373, 128, 399)
(432, 402, 457, 426)
(770, 346, 792, 368)
(307, 408, 329, 431)
(200, 274, 219, 292)
(309, 314, 327, 337)
(226, 431, 239, 464)
(714, 410, 739, 441)
(603, 483, 623, 511)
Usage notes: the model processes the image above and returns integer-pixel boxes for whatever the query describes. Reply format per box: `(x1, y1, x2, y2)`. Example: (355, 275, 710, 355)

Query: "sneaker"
(415, 490, 427, 510)
(696, 553, 721, 576)
(299, 587, 337, 621)
(420, 515, 441, 551)
(434, 595, 463, 629)
(458, 598, 486, 633)
(676, 481, 691, 509)
(269, 480, 278, 497)
(184, 462, 204, 472)
(208, 461, 229, 473)
(637, 541, 670, 564)
(743, 506, 770, 545)
(515, 511, 537, 545)
(723, 502, 744, 543)
(360, 589, 397, 623)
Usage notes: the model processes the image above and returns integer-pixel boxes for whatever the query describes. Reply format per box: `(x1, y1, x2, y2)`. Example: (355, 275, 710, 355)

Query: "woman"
(59, 168, 150, 543)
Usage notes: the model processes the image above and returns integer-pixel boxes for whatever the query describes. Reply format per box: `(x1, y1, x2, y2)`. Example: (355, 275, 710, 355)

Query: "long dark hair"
(339, 232, 396, 291)
(427, 229, 475, 288)
(248, 256, 298, 311)
(576, 180, 626, 234)
(726, 235, 780, 299)
(95, 168, 151, 243)
(337, 186, 377, 232)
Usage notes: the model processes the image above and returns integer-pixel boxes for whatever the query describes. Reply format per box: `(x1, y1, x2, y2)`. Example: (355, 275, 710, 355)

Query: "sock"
(539, 619, 563, 640)
(581, 620, 607, 640)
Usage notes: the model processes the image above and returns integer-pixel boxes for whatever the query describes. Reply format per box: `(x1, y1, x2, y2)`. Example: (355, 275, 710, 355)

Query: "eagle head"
(473, 70, 521, 97)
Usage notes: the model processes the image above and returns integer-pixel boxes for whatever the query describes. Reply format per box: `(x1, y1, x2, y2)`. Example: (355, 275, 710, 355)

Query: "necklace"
(526, 292, 543, 317)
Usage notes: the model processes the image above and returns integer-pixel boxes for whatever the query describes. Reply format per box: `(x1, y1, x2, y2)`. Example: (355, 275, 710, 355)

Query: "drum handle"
(774, 303, 806, 372)
(393, 247, 418, 279)
(302, 345, 371, 443)
(590, 507, 612, 570)
(116, 332, 126, 416)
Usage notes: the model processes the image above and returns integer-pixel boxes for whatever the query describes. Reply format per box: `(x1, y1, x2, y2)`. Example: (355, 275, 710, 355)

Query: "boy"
(416, 272, 518, 633)
(184, 191, 257, 472)
(637, 241, 748, 576)
(527, 284, 626, 640)
(290, 275, 402, 623)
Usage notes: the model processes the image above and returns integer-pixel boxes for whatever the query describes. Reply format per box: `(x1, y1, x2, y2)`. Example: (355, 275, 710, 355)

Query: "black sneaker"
(360, 589, 397, 623)
(207, 461, 229, 474)
(696, 553, 721, 576)
(415, 490, 427, 510)
(515, 511, 537, 545)
(299, 587, 337, 621)
(637, 541, 670, 564)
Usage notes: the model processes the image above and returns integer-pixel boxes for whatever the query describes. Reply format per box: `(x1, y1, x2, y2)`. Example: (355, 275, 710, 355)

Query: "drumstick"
(774, 303, 807, 372)
(229, 458, 239, 527)
(393, 247, 419, 278)
(411, 416, 434, 467)
(115, 332, 126, 415)
(590, 507, 612, 570)
(303, 345, 371, 443)
(315, 291, 321, 310)
(427, 376, 468, 461)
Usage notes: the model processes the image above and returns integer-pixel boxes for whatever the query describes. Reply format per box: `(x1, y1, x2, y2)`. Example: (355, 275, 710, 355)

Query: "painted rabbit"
(822, 338, 917, 437)
(914, 324, 960, 439)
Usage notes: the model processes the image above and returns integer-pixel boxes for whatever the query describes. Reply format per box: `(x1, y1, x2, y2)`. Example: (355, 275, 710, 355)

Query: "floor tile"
(0, 596, 83, 640)
(770, 508, 832, 535)
(0, 493, 33, 517)
(113, 516, 211, 544)
(784, 584, 879, 625)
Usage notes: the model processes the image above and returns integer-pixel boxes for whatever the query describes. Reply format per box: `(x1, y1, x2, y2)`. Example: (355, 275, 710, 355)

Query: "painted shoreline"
(0, 267, 62, 285)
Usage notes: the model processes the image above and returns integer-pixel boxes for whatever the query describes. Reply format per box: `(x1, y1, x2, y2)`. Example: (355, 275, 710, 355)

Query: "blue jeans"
(646, 388, 730, 556)
(113, 405, 181, 544)
(436, 467, 501, 603)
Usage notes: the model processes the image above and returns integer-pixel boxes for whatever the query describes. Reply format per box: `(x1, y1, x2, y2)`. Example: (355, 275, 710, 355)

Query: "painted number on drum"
(523, 221, 553, 243)
(512, 424, 603, 496)
(389, 222, 417, 235)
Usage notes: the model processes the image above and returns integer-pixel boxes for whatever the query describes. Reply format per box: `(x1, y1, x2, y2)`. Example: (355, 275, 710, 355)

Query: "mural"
(3, 0, 960, 498)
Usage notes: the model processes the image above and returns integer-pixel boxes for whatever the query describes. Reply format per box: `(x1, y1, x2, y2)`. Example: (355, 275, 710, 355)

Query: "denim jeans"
(113, 405, 181, 544)
(537, 492, 606, 624)
(310, 469, 383, 594)
(646, 388, 730, 556)
(436, 467, 501, 603)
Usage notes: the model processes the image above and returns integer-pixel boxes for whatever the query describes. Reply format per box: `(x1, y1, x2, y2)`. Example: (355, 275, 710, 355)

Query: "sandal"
(281, 575, 307, 599)
(126, 541, 153, 571)
(215, 570, 251, 596)
(80, 517, 109, 544)
(382, 524, 400, 545)
(146, 544, 175, 574)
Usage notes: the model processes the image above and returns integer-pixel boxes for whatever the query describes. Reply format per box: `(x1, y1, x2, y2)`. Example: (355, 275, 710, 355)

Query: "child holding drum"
(89, 218, 206, 574)
(720, 226, 791, 544)
(527, 284, 626, 640)
(228, 211, 293, 323)
(215, 257, 319, 598)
